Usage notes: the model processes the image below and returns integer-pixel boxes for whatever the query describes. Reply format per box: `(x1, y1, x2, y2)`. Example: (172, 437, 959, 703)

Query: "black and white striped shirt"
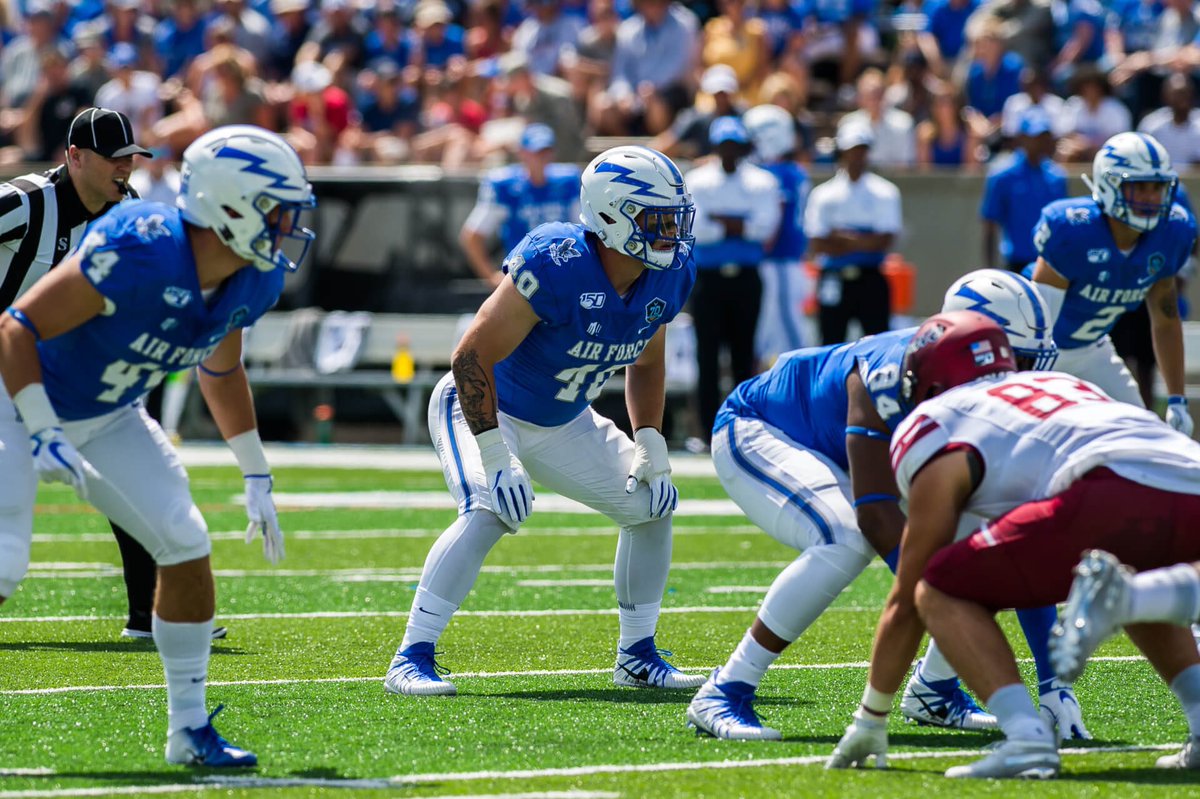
(0, 165, 136, 308)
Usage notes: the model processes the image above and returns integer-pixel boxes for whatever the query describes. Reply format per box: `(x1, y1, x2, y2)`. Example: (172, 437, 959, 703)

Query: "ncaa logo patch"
(1087, 248, 1110, 263)
(644, 297, 667, 325)
(162, 286, 193, 308)
(579, 292, 605, 309)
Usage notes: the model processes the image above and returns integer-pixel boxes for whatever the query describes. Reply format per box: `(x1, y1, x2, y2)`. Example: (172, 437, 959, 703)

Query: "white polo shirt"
(686, 159, 782, 268)
(804, 168, 903, 271)
(1138, 107, 1200, 167)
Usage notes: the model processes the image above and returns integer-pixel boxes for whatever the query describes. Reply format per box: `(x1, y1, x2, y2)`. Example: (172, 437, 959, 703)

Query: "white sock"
(721, 629, 780, 687)
(400, 587, 458, 650)
(1170, 664, 1200, 738)
(988, 683, 1052, 743)
(1129, 564, 1200, 626)
(153, 614, 213, 735)
(918, 638, 958, 682)
(618, 601, 661, 649)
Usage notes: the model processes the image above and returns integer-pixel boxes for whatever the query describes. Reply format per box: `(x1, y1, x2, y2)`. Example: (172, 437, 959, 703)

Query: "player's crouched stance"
(828, 311, 1200, 778)
(0, 125, 316, 766)
(384, 146, 703, 696)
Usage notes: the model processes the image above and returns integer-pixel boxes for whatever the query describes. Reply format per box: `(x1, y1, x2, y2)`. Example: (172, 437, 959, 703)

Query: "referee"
(0, 108, 225, 640)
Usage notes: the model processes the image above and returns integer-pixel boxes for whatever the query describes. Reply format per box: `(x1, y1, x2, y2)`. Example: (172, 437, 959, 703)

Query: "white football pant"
(1054, 335, 1145, 407)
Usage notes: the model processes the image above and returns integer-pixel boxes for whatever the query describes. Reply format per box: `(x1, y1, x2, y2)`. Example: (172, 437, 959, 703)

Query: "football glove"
(30, 426, 94, 500)
(244, 475, 284, 563)
(1166, 396, 1193, 438)
(826, 708, 889, 770)
(625, 427, 677, 518)
(476, 427, 533, 531)
(1039, 679, 1091, 742)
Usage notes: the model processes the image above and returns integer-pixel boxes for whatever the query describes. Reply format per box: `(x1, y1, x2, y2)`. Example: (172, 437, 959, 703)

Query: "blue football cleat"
(613, 636, 705, 689)
(165, 705, 257, 767)
(901, 660, 998, 730)
(686, 669, 781, 740)
(384, 641, 457, 696)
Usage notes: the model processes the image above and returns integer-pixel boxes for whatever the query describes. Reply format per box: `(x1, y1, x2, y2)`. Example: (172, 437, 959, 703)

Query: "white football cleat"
(686, 669, 782, 740)
(614, 636, 705, 689)
(944, 738, 1059, 779)
(1049, 550, 1132, 683)
(1157, 736, 1200, 769)
(900, 660, 998, 730)
(384, 642, 457, 696)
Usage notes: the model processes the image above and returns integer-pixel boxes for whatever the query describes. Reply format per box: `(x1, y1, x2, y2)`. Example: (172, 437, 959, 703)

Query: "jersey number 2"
(97, 359, 167, 403)
(1070, 305, 1125, 342)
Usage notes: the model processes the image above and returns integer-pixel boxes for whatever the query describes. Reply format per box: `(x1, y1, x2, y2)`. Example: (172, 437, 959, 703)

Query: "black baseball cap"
(67, 108, 153, 158)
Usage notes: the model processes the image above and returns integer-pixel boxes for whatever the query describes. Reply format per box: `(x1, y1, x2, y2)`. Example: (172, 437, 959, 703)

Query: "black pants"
(693, 267, 762, 442)
(817, 267, 890, 346)
(113, 522, 157, 630)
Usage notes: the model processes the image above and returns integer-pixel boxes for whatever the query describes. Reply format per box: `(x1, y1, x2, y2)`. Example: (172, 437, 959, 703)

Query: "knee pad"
(148, 499, 211, 567)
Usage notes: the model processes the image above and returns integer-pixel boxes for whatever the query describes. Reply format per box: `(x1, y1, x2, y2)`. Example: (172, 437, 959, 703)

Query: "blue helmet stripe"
(1137, 133, 1161, 169)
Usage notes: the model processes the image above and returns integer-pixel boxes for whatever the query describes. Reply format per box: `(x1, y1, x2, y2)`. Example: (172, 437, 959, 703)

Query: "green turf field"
(0, 457, 1194, 798)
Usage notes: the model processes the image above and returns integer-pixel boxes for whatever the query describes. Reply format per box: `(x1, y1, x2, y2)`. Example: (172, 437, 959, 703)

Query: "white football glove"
(1039, 680, 1091, 743)
(625, 427, 677, 518)
(30, 427, 94, 500)
(244, 475, 284, 564)
(826, 707, 889, 770)
(477, 427, 533, 531)
(1166, 396, 1194, 437)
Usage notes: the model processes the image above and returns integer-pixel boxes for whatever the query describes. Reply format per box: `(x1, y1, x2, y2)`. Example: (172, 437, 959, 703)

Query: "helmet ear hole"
(599, 212, 617, 225)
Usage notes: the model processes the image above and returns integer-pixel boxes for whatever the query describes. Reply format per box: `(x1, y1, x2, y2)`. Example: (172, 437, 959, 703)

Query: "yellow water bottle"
(391, 334, 415, 384)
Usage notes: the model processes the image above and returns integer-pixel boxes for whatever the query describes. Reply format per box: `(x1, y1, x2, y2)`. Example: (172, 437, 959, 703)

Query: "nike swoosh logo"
(417, 606, 438, 616)
(190, 677, 206, 683)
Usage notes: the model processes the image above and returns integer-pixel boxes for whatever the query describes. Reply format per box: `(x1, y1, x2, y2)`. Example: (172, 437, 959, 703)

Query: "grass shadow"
(0, 641, 249, 655)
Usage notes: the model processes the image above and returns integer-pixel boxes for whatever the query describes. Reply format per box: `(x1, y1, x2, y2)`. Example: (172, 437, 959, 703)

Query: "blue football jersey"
(39, 201, 284, 421)
(714, 328, 915, 470)
(762, 160, 809, 260)
(473, 164, 582, 254)
(494, 222, 696, 426)
(1032, 197, 1197, 349)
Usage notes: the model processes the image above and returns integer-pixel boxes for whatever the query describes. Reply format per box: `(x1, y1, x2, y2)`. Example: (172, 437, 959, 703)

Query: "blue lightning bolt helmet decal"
(593, 161, 668, 199)
(214, 145, 301, 191)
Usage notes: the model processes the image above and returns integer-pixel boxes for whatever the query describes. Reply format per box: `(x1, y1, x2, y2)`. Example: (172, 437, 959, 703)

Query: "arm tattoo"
(1159, 293, 1181, 320)
(451, 348, 498, 435)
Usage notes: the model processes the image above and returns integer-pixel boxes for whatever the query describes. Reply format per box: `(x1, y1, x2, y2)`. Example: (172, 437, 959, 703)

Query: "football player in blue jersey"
(0, 125, 316, 767)
(460, 123, 583, 287)
(384, 145, 702, 696)
(1028, 131, 1197, 434)
(743, 104, 812, 365)
(687, 270, 1087, 741)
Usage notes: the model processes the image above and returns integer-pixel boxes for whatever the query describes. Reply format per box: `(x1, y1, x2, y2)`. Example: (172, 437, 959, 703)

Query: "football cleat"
(1038, 679, 1091, 742)
(383, 642, 457, 696)
(944, 738, 1059, 779)
(165, 705, 257, 767)
(686, 669, 782, 740)
(900, 660, 998, 730)
(1050, 550, 1132, 683)
(122, 626, 228, 641)
(613, 636, 705, 689)
(1157, 736, 1200, 769)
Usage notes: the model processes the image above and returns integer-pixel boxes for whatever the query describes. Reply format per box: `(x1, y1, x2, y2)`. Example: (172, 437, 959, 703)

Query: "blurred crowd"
(2, 0, 1200, 169)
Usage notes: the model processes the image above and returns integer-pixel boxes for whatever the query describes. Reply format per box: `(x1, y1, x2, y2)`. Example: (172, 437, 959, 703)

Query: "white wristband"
(861, 683, 895, 716)
(13, 383, 61, 435)
(228, 429, 270, 476)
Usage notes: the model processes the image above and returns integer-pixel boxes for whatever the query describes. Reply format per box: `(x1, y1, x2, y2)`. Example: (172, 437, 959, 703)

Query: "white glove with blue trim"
(1166, 396, 1194, 437)
(30, 426, 94, 500)
(477, 427, 533, 531)
(243, 475, 284, 563)
(626, 427, 677, 518)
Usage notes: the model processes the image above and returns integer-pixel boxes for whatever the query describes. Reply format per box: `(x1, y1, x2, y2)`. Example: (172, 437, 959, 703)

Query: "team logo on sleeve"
(162, 286, 193, 308)
(135, 214, 171, 242)
(579, 292, 606, 309)
(1065, 207, 1091, 224)
(226, 305, 250, 331)
(1146, 253, 1165, 281)
(644, 297, 667, 324)
(548, 238, 581, 266)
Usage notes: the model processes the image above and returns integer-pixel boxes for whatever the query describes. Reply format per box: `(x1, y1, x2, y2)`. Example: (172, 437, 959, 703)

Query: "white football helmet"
(579, 145, 695, 270)
(942, 269, 1057, 371)
(1082, 131, 1177, 233)
(743, 104, 797, 163)
(178, 125, 317, 272)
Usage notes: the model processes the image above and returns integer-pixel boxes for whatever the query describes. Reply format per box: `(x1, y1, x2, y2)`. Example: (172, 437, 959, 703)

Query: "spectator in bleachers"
(1103, 0, 1162, 75)
(265, 0, 313, 81)
(752, 0, 806, 88)
(153, 0, 208, 78)
(963, 17, 1024, 134)
(496, 49, 584, 161)
(966, 0, 1053, 72)
(410, 60, 485, 165)
(511, 0, 583, 76)
(303, 0, 369, 71)
(1138, 73, 1200, 168)
(999, 65, 1065, 140)
(1109, 0, 1200, 122)
(588, 0, 698, 136)
(15, 44, 92, 162)
(365, 5, 418, 69)
(802, 0, 881, 98)
(885, 47, 937, 124)
(104, 0, 158, 64)
(560, 0, 618, 104)
(686, 115, 781, 445)
(1056, 65, 1130, 162)
(1047, 0, 1106, 86)
(1, 0, 66, 109)
(459, 122, 581, 285)
(211, 0, 273, 68)
(701, 0, 769, 101)
(128, 144, 182, 204)
(289, 58, 354, 163)
(839, 67, 915, 167)
(69, 22, 115, 100)
(651, 63, 742, 160)
(979, 106, 1065, 271)
(342, 58, 421, 162)
(153, 43, 270, 153)
(916, 80, 981, 167)
(94, 42, 162, 139)
(464, 0, 511, 61)
(758, 70, 814, 160)
(412, 0, 466, 68)
(916, 0, 979, 79)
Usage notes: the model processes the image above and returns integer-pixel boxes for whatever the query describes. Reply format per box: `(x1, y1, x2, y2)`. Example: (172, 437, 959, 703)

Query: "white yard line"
(30, 526, 761, 544)
(257, 491, 742, 516)
(1, 657, 1147, 697)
